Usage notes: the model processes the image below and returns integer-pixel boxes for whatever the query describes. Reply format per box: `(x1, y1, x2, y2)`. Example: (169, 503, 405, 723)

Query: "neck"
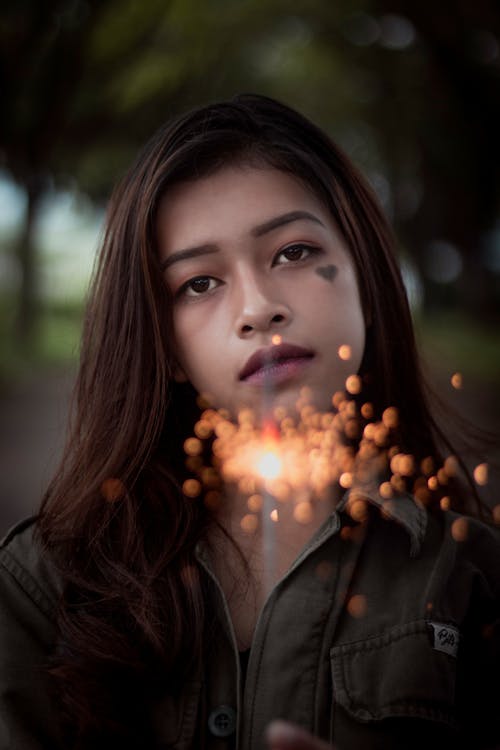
(210, 481, 342, 596)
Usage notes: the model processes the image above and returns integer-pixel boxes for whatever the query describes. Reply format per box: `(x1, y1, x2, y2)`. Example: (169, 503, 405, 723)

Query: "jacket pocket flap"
(330, 620, 457, 726)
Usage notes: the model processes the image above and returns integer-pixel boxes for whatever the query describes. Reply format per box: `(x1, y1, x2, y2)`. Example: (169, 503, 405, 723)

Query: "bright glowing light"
(451, 372, 463, 389)
(256, 449, 282, 480)
(272, 334, 282, 345)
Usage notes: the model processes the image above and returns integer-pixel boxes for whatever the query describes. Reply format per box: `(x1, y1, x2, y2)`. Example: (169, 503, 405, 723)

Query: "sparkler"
(179, 351, 496, 581)
(259, 335, 283, 594)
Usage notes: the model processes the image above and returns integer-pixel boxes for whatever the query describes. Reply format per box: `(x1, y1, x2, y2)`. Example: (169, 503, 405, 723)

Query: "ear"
(173, 363, 189, 383)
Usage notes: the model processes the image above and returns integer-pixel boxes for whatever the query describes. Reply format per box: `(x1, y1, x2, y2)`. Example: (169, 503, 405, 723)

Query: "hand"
(266, 721, 334, 750)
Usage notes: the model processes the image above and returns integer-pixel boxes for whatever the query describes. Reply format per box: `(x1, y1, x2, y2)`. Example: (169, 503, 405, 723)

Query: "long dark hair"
(37, 93, 485, 745)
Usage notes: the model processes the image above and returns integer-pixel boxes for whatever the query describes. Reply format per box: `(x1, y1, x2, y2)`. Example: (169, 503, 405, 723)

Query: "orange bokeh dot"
(347, 594, 368, 618)
(315, 560, 334, 581)
(421, 456, 434, 476)
(184, 437, 203, 456)
(492, 505, 500, 525)
(437, 468, 448, 485)
(344, 419, 360, 440)
(272, 334, 282, 346)
(451, 372, 463, 389)
(338, 344, 352, 361)
(379, 481, 393, 499)
(201, 467, 220, 488)
(101, 478, 125, 502)
(238, 408, 255, 425)
(185, 456, 203, 472)
(414, 486, 431, 505)
(374, 425, 389, 446)
(345, 375, 362, 395)
(294, 501, 313, 524)
(361, 402, 374, 420)
(473, 463, 488, 486)
(270, 509, 279, 522)
(248, 494, 263, 512)
(382, 407, 398, 429)
(444, 455, 459, 477)
(390, 474, 405, 493)
(339, 472, 353, 489)
(240, 514, 259, 534)
(363, 423, 376, 441)
(196, 393, 213, 409)
(451, 517, 468, 542)
(440, 496, 451, 511)
(332, 391, 345, 409)
(194, 420, 212, 439)
(340, 526, 352, 541)
(427, 476, 439, 491)
(239, 476, 256, 495)
(399, 454, 415, 476)
(349, 499, 368, 522)
(183, 479, 201, 498)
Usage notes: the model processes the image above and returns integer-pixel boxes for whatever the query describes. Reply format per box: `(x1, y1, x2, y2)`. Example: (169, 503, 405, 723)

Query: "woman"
(0, 93, 498, 749)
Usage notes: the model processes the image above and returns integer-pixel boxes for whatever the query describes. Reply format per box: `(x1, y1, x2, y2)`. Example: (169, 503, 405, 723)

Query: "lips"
(239, 343, 315, 383)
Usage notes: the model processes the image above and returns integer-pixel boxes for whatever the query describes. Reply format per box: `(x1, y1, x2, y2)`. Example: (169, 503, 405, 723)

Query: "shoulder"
(0, 516, 62, 623)
(426, 509, 500, 600)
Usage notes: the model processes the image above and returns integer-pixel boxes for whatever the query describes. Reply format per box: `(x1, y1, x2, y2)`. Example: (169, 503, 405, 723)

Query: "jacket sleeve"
(0, 547, 64, 750)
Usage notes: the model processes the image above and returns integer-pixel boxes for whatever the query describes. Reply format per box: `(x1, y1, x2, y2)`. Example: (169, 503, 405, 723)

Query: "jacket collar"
(337, 488, 427, 558)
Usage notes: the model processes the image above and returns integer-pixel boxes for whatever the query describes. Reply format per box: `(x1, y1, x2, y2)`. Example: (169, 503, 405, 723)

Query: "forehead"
(156, 166, 333, 253)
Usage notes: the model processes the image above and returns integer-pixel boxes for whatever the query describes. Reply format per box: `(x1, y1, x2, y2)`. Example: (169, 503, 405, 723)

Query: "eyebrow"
(160, 210, 326, 270)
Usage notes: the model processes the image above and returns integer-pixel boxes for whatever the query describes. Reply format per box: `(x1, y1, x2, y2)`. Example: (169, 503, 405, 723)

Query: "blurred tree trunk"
(16, 178, 43, 348)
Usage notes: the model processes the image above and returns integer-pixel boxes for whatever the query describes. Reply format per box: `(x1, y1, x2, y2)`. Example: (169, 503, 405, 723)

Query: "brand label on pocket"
(429, 622, 459, 657)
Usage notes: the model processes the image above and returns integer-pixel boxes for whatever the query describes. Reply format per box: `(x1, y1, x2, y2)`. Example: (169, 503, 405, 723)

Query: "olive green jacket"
(1, 494, 499, 749)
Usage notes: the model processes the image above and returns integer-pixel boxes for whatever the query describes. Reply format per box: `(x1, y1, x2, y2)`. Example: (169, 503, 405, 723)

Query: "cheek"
(313, 275, 366, 369)
(173, 310, 222, 387)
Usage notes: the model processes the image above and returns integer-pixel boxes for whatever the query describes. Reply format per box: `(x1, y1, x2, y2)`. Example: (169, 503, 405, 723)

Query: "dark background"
(1, 0, 499, 534)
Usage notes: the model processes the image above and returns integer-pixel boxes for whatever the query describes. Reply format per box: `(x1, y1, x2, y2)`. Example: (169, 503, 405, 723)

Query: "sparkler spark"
(181, 381, 491, 536)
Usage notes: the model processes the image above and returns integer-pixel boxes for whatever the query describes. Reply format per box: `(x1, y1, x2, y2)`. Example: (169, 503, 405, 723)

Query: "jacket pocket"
(330, 620, 458, 728)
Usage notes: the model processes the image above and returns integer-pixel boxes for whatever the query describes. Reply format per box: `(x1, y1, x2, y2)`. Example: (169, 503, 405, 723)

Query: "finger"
(265, 720, 334, 750)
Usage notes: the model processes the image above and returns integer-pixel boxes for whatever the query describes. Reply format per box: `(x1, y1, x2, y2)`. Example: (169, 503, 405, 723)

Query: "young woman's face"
(157, 166, 365, 418)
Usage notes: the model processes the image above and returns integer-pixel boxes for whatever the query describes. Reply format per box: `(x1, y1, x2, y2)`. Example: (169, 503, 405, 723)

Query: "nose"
(235, 274, 291, 338)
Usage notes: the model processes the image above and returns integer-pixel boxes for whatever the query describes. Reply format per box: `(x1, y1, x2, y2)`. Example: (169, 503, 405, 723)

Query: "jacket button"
(208, 705, 237, 737)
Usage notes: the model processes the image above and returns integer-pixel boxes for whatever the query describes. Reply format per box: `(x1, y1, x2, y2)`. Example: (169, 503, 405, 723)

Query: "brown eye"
(284, 246, 305, 261)
(178, 275, 219, 298)
(190, 277, 211, 293)
(275, 244, 319, 265)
